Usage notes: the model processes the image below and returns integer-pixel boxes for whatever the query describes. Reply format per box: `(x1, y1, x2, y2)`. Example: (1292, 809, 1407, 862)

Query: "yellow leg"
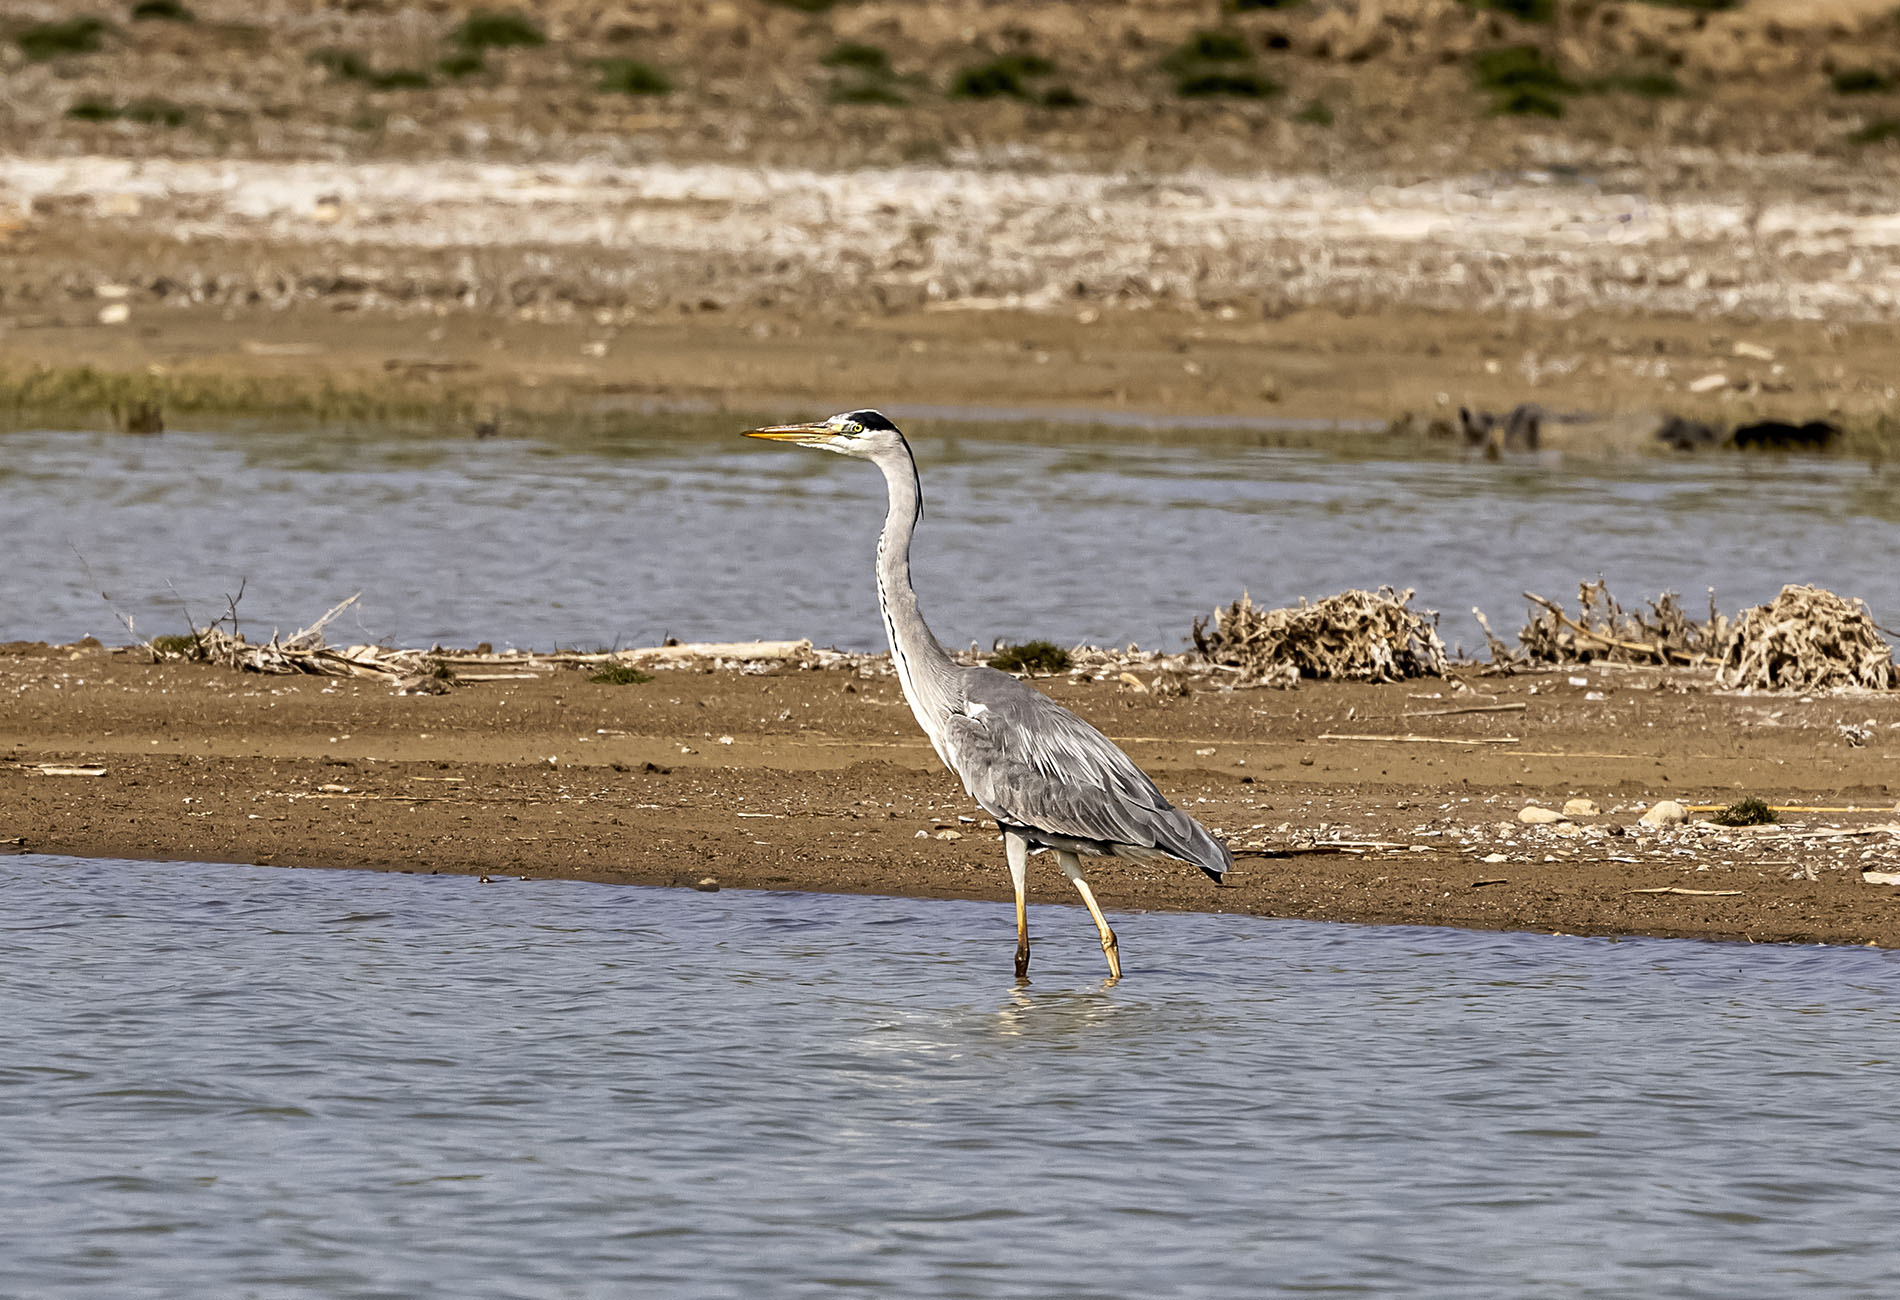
(1006, 832, 1031, 980)
(1057, 851, 1121, 981)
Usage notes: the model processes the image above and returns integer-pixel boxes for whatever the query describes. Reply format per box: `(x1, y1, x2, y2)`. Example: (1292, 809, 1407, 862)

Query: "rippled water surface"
(9, 424, 1900, 651)
(5, 855, 1900, 1298)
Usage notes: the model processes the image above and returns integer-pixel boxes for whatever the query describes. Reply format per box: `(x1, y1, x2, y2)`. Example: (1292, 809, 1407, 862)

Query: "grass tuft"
(989, 640, 1073, 675)
(1177, 71, 1279, 98)
(1162, 30, 1253, 74)
(150, 633, 199, 657)
(951, 54, 1057, 100)
(830, 80, 907, 106)
(66, 97, 188, 126)
(1597, 69, 1682, 98)
(130, 0, 194, 21)
(18, 17, 108, 60)
(1458, 0, 1555, 20)
(1848, 117, 1900, 144)
(1472, 45, 1573, 115)
(66, 97, 122, 122)
(1295, 98, 1334, 126)
(596, 59, 671, 95)
(821, 41, 891, 74)
(1708, 796, 1777, 827)
(311, 49, 432, 90)
(1832, 67, 1893, 96)
(590, 663, 654, 685)
(437, 49, 485, 79)
(451, 10, 545, 52)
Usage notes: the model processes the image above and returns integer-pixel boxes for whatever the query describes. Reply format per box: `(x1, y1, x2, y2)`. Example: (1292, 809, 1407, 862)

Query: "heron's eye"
(845, 422, 863, 436)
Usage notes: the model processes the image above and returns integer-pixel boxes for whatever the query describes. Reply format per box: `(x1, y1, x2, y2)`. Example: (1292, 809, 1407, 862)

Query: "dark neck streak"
(873, 442, 958, 750)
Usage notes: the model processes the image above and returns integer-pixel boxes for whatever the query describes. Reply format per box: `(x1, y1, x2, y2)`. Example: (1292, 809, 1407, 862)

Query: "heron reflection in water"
(745, 410, 1230, 981)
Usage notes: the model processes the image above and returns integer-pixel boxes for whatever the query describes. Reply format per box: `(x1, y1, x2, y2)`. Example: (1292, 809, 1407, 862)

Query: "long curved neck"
(872, 442, 960, 752)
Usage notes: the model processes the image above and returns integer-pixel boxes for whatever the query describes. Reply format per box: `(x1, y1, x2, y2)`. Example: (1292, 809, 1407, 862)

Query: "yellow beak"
(742, 422, 834, 441)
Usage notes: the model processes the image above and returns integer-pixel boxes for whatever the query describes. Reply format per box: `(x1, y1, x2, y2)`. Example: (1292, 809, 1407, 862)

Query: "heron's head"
(742, 408, 905, 458)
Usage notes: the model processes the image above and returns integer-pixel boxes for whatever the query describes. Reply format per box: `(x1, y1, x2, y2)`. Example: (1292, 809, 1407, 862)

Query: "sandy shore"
(6, 641, 1898, 951)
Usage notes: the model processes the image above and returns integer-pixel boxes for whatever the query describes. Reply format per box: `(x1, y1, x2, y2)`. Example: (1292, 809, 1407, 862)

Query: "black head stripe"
(846, 409, 898, 432)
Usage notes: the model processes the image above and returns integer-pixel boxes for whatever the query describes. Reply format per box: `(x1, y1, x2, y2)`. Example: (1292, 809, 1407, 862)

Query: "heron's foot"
(1014, 940, 1031, 980)
(1100, 929, 1122, 981)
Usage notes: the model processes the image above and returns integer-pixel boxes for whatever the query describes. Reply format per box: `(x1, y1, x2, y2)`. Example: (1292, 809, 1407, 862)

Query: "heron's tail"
(1165, 811, 1233, 884)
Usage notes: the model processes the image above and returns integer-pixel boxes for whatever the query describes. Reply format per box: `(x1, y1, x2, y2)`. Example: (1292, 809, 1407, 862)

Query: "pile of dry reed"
(1715, 585, 1896, 691)
(1192, 587, 1448, 686)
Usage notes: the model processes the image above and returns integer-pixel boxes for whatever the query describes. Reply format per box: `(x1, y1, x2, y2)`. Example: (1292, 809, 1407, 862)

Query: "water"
(9, 423, 1900, 653)
(5, 854, 1899, 1298)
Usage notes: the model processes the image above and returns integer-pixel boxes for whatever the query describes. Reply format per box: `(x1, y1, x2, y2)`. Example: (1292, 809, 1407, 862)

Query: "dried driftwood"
(1481, 580, 1729, 670)
(148, 594, 841, 691)
(1193, 587, 1448, 686)
(1715, 585, 1896, 692)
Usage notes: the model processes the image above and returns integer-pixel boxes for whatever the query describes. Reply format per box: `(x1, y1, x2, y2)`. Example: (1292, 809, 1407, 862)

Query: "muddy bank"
(5, 641, 1898, 949)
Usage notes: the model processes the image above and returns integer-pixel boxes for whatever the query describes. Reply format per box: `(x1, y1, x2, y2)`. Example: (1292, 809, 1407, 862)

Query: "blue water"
(4, 855, 1899, 1297)
(6, 425, 1899, 653)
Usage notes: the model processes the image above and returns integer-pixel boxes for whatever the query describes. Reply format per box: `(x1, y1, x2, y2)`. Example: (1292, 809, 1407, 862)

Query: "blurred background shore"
(3, 0, 1898, 447)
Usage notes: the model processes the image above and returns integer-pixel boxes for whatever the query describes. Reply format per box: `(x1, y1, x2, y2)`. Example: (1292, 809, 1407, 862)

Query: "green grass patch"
(821, 41, 890, 74)
(1038, 84, 1085, 109)
(830, 80, 908, 106)
(1848, 117, 1900, 144)
(437, 49, 485, 79)
(1596, 69, 1682, 98)
(311, 48, 370, 79)
(589, 663, 654, 685)
(765, 0, 838, 11)
(65, 97, 187, 126)
(1832, 67, 1893, 96)
(1472, 45, 1573, 115)
(311, 49, 432, 90)
(1177, 71, 1279, 98)
(1458, 0, 1555, 20)
(988, 640, 1073, 675)
(130, 0, 193, 21)
(1708, 796, 1777, 827)
(596, 59, 671, 95)
(149, 633, 198, 656)
(451, 10, 544, 51)
(1163, 29, 1279, 99)
(1294, 99, 1334, 126)
(125, 97, 188, 126)
(1162, 30, 1252, 75)
(951, 54, 1057, 100)
(18, 17, 108, 60)
(1228, 0, 1305, 10)
(65, 97, 122, 123)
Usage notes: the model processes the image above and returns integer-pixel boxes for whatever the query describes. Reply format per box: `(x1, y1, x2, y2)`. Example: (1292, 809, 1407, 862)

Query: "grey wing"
(942, 668, 1229, 880)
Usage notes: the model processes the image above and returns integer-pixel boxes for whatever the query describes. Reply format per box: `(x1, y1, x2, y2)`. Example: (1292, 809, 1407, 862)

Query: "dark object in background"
(1458, 403, 1542, 452)
(1730, 419, 1840, 451)
(1655, 415, 1719, 451)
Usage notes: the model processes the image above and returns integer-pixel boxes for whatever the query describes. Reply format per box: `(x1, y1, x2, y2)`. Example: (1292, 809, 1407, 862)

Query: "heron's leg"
(1006, 832, 1032, 979)
(1057, 851, 1121, 981)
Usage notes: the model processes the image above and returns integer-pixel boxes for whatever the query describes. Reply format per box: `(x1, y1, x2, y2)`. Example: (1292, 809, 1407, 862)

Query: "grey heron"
(745, 409, 1230, 980)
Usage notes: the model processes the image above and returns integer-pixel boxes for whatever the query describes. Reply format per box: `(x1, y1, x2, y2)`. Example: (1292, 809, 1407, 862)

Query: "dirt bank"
(6, 641, 1898, 952)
